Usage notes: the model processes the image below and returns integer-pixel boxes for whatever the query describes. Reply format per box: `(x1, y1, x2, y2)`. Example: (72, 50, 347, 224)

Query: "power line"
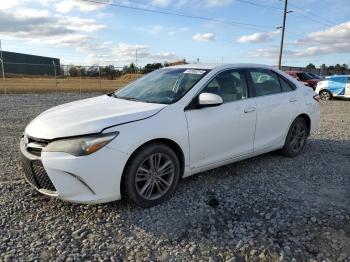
(291, 10, 333, 27)
(288, 2, 336, 26)
(235, 0, 336, 28)
(81, 0, 275, 31)
(235, 0, 282, 11)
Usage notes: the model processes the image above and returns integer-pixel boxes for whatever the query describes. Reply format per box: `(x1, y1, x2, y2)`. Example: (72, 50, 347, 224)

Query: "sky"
(0, 0, 349, 67)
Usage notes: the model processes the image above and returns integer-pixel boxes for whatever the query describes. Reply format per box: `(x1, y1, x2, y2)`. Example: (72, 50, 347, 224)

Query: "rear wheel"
(122, 143, 180, 207)
(319, 89, 332, 100)
(280, 117, 308, 157)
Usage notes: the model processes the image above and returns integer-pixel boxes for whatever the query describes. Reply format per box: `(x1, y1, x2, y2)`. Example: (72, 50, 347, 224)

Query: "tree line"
(306, 63, 349, 70)
(63, 60, 187, 79)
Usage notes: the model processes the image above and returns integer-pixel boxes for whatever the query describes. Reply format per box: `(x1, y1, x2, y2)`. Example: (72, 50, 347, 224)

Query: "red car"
(285, 71, 319, 89)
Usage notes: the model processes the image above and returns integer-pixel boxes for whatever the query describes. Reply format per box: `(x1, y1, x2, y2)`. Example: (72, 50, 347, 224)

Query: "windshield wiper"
(114, 95, 141, 102)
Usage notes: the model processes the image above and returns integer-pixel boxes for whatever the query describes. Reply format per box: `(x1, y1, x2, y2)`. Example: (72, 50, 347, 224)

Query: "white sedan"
(20, 64, 320, 207)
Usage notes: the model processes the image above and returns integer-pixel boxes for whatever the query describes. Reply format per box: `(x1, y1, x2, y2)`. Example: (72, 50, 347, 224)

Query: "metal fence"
(0, 62, 142, 94)
(1, 61, 350, 94)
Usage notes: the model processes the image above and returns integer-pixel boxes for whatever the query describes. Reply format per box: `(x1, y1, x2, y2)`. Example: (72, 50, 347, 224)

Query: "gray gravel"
(0, 93, 349, 261)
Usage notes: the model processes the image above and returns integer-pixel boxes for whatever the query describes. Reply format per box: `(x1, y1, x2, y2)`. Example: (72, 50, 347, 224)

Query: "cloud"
(238, 31, 279, 43)
(108, 43, 178, 64)
(250, 21, 350, 59)
(0, 8, 105, 43)
(150, 0, 172, 7)
(193, 33, 214, 42)
(64, 17, 106, 32)
(38, 35, 92, 46)
(0, 0, 18, 10)
(150, 0, 232, 8)
(149, 25, 163, 35)
(296, 21, 350, 46)
(54, 0, 110, 13)
(206, 0, 233, 7)
(149, 52, 177, 60)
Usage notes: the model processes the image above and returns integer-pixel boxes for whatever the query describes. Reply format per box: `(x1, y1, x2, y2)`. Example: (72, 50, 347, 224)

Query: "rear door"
(247, 68, 299, 152)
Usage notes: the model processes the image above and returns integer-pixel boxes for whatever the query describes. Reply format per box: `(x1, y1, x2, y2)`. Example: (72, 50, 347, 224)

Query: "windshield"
(307, 73, 321, 79)
(297, 72, 312, 81)
(114, 68, 209, 104)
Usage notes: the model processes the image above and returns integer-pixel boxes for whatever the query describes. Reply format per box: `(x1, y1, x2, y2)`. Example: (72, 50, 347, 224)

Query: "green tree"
(101, 65, 120, 79)
(306, 63, 316, 69)
(87, 66, 99, 77)
(142, 63, 163, 74)
(122, 63, 138, 74)
(68, 66, 79, 77)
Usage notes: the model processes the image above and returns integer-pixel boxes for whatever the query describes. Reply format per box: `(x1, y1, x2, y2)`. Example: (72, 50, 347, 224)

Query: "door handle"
(244, 107, 256, 113)
(289, 97, 297, 102)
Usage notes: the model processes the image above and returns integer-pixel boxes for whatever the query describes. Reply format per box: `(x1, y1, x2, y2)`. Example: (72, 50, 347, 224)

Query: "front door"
(185, 69, 257, 169)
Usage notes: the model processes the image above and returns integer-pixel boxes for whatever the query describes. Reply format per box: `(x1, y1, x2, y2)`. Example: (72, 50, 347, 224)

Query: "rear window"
(248, 69, 296, 97)
(279, 77, 296, 92)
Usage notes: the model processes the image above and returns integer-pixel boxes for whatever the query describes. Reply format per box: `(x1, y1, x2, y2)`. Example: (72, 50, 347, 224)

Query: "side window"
(347, 77, 350, 84)
(249, 69, 281, 96)
(279, 76, 296, 92)
(202, 70, 248, 103)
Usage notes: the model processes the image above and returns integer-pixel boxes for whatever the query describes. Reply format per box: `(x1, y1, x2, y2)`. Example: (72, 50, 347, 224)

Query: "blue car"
(315, 75, 350, 100)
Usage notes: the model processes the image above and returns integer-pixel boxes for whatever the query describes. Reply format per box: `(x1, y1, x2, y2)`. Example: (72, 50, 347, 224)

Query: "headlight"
(43, 132, 119, 156)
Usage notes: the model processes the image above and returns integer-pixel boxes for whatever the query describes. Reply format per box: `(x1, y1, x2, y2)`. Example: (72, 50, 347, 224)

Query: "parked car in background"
(315, 75, 350, 100)
(20, 64, 320, 207)
(307, 72, 324, 80)
(285, 71, 320, 89)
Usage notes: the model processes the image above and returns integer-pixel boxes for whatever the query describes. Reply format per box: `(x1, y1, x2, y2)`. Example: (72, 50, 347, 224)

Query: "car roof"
(328, 75, 350, 78)
(167, 63, 274, 70)
(285, 71, 305, 74)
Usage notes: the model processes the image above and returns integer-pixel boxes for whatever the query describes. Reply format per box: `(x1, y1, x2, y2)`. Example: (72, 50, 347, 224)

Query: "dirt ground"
(0, 74, 141, 93)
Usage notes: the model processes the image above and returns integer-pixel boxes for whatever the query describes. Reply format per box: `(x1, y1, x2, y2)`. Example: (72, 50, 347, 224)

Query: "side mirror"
(198, 92, 223, 107)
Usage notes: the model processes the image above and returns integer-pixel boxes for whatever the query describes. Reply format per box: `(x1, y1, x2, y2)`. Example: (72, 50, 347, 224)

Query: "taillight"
(313, 94, 320, 102)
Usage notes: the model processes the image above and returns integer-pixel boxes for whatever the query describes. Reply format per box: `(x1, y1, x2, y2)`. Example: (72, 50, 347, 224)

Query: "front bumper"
(20, 138, 129, 204)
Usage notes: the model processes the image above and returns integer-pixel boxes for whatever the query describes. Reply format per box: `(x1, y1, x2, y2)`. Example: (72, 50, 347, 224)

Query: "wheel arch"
(297, 113, 311, 136)
(120, 138, 186, 195)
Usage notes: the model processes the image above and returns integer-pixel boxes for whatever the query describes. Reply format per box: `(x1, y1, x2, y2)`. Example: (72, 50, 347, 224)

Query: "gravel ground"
(0, 93, 349, 262)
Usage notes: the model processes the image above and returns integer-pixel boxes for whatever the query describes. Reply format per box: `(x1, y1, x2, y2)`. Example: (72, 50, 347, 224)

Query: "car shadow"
(100, 138, 350, 247)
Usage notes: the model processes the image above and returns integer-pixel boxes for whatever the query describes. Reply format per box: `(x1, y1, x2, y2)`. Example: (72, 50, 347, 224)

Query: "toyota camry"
(20, 64, 320, 207)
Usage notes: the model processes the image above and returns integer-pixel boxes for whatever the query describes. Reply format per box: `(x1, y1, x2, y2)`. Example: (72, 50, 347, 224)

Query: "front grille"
(21, 156, 56, 192)
(26, 136, 50, 156)
(21, 155, 37, 187)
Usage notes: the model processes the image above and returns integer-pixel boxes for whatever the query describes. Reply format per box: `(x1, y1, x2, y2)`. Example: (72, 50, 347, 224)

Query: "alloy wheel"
(320, 90, 331, 100)
(289, 121, 307, 152)
(135, 153, 175, 200)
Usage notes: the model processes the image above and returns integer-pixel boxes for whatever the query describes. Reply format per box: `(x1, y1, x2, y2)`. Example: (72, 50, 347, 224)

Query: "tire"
(122, 143, 180, 208)
(280, 117, 308, 157)
(319, 89, 332, 101)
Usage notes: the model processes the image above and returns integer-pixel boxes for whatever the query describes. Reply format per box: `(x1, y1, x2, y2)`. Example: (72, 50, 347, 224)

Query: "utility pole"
(0, 39, 5, 80)
(278, 0, 292, 69)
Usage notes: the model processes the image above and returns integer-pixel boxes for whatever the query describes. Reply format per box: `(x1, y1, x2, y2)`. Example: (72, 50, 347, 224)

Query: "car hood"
(25, 95, 166, 140)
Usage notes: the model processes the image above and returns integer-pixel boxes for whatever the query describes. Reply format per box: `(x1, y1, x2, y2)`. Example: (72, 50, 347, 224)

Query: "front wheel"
(122, 143, 180, 207)
(280, 117, 308, 157)
(319, 89, 332, 100)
